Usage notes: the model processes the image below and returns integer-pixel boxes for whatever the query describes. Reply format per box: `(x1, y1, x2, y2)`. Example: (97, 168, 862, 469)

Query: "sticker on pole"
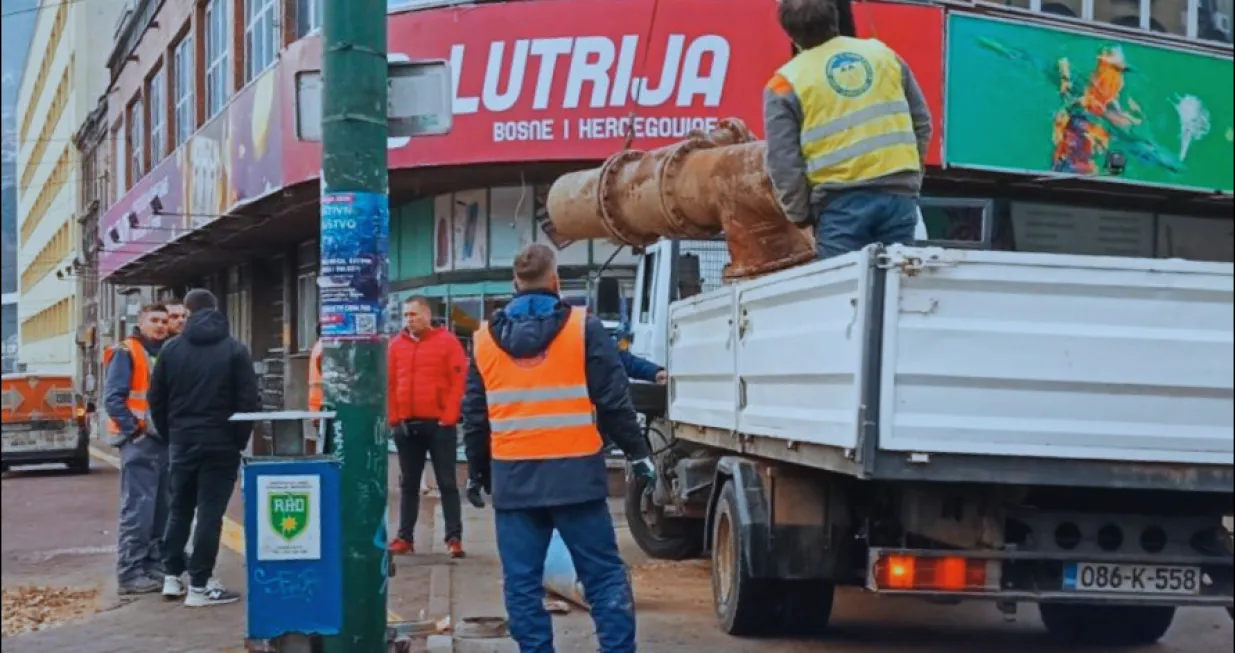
(319, 191, 389, 340)
(256, 474, 323, 561)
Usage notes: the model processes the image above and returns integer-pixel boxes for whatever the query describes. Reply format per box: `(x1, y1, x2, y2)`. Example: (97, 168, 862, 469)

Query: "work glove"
(631, 457, 657, 484)
(466, 478, 487, 509)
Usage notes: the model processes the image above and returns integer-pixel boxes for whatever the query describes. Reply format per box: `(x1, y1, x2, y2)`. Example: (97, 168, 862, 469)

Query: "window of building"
(173, 34, 196, 146)
(205, 0, 231, 118)
(297, 0, 324, 37)
(148, 66, 167, 166)
(989, 0, 1231, 42)
(245, 0, 279, 82)
(128, 97, 145, 183)
(296, 271, 318, 351)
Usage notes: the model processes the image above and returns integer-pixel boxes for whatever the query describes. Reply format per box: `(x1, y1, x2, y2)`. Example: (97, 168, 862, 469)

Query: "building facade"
(90, 0, 1231, 411)
(14, 0, 126, 376)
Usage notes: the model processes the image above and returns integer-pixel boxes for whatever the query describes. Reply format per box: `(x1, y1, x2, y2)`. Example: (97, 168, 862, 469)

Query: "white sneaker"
(184, 578, 241, 607)
(162, 574, 186, 599)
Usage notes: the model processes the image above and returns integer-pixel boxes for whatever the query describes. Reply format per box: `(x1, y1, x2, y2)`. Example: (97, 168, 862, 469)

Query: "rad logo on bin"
(269, 492, 311, 541)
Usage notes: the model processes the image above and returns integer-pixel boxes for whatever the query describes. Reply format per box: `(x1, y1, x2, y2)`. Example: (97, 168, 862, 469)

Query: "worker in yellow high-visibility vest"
(764, 0, 933, 259)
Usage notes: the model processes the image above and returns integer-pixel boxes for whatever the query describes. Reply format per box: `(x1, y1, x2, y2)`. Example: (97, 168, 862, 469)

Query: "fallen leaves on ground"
(1, 585, 99, 637)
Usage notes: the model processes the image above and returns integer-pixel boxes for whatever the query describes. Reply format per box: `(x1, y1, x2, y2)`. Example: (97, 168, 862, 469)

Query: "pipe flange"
(710, 118, 755, 145)
(597, 149, 660, 247)
(657, 138, 720, 239)
(724, 249, 816, 281)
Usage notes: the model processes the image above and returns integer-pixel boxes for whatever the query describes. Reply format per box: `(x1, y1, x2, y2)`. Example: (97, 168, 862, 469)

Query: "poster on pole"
(319, 192, 390, 339)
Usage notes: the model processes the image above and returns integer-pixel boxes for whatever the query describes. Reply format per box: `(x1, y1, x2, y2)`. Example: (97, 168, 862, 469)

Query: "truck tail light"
(874, 554, 991, 592)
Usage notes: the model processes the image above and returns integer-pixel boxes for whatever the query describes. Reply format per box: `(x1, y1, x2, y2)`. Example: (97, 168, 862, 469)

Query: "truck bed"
(666, 245, 1234, 488)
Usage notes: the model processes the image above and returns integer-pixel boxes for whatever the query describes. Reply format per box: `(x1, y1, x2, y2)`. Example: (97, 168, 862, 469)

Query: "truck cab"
(1, 373, 93, 474)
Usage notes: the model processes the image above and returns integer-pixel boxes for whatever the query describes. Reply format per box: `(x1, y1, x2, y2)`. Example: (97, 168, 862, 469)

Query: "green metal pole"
(320, 1, 389, 651)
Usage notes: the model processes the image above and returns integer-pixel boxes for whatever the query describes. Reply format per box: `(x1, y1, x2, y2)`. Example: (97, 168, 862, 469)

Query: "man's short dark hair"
(184, 288, 218, 312)
(513, 244, 557, 289)
(164, 297, 184, 308)
(778, 0, 840, 50)
(139, 303, 168, 317)
(403, 295, 433, 312)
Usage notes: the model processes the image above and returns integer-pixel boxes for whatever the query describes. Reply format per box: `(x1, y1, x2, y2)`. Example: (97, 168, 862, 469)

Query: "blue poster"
(244, 459, 343, 639)
(319, 192, 389, 339)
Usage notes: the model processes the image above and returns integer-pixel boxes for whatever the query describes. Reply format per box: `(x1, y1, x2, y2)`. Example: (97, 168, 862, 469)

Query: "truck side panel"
(667, 285, 737, 430)
(877, 247, 1235, 465)
(734, 250, 872, 451)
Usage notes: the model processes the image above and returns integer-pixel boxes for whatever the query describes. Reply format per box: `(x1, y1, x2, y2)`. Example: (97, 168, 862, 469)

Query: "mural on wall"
(488, 186, 535, 268)
(433, 194, 453, 272)
(452, 188, 488, 269)
(100, 69, 284, 278)
(946, 14, 1234, 193)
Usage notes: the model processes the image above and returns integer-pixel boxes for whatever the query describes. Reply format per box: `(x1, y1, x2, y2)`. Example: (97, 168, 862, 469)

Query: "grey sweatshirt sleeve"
(762, 83, 812, 225)
(898, 55, 933, 165)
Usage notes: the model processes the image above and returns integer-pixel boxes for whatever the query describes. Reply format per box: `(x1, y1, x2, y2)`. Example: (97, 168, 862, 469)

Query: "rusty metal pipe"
(546, 117, 815, 280)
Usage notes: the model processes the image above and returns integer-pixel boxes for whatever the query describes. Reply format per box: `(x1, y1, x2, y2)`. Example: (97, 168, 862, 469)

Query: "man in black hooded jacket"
(149, 288, 259, 607)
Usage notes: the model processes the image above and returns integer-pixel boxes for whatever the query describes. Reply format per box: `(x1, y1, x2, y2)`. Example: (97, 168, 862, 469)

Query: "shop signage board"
(945, 13, 1234, 194)
(282, 0, 947, 185)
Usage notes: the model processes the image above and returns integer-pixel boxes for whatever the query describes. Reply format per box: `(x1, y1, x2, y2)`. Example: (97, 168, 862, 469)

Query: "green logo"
(825, 52, 874, 98)
(269, 492, 310, 541)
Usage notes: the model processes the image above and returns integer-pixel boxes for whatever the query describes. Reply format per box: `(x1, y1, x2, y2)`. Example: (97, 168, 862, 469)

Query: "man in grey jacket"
(103, 303, 170, 595)
(764, 0, 933, 259)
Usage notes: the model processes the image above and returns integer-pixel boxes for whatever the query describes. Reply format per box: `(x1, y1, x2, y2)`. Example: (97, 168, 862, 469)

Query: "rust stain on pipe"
(546, 118, 815, 280)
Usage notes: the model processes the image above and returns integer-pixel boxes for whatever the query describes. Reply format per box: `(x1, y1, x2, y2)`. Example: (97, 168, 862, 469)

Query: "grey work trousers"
(117, 435, 170, 583)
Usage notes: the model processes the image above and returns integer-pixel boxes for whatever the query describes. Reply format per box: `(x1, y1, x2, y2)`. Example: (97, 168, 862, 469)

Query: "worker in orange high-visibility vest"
(102, 302, 170, 596)
(308, 324, 324, 414)
(462, 244, 654, 653)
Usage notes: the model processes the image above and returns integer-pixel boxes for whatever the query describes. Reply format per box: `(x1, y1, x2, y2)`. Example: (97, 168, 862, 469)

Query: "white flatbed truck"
(622, 241, 1234, 645)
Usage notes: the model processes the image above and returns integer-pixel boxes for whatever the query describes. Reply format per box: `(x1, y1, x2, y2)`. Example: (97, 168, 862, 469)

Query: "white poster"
(256, 474, 322, 561)
(1010, 203, 1154, 258)
(533, 185, 588, 265)
(433, 194, 454, 272)
(1156, 215, 1234, 263)
(489, 185, 535, 268)
(453, 188, 489, 269)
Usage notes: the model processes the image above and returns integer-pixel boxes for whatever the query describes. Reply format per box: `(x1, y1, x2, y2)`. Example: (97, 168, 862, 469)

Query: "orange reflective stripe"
(474, 307, 603, 461)
(106, 337, 151, 434)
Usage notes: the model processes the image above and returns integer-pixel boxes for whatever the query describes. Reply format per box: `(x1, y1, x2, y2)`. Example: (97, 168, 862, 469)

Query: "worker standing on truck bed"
(764, 0, 933, 259)
(462, 243, 656, 653)
(103, 303, 170, 595)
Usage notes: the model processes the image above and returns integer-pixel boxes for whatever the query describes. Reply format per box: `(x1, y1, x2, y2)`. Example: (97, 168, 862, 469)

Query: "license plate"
(1, 422, 33, 432)
(1, 430, 73, 453)
(1064, 562, 1202, 595)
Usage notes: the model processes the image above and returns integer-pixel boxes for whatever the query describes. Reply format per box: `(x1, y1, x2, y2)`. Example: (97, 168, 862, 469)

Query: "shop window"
(489, 186, 535, 268)
(987, 0, 1229, 41)
(918, 198, 991, 248)
(297, 271, 318, 352)
(205, 0, 231, 118)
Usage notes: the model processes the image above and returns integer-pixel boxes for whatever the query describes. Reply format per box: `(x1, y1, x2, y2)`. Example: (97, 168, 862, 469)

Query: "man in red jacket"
(387, 295, 468, 558)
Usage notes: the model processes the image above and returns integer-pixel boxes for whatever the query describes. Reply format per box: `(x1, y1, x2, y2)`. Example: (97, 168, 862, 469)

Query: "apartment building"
(14, 0, 125, 375)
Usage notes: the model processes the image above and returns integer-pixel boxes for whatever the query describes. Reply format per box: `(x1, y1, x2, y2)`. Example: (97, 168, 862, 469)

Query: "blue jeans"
(815, 190, 919, 259)
(495, 500, 636, 653)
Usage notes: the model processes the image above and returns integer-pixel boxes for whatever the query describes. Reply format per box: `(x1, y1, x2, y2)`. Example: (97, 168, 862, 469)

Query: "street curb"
(87, 446, 411, 623)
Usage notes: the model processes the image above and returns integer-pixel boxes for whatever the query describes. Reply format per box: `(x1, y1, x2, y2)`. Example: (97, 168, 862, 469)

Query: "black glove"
(466, 478, 487, 509)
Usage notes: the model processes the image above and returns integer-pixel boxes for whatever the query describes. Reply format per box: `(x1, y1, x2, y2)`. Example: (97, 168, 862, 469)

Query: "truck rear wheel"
(711, 480, 769, 636)
(625, 473, 702, 560)
(1039, 603, 1175, 646)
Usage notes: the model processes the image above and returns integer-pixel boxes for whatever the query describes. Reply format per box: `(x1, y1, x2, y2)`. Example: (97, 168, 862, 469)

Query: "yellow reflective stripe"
(799, 99, 911, 146)
(806, 131, 919, 174)
(491, 413, 596, 433)
(486, 385, 589, 404)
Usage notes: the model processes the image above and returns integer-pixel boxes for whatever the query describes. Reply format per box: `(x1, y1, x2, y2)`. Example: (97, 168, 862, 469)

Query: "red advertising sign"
(278, 0, 943, 184)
